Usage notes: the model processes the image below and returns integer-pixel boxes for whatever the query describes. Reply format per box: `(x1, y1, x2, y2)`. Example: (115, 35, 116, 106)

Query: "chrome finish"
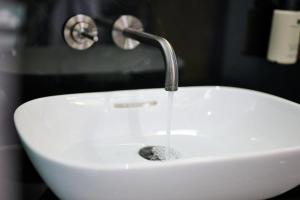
(124, 28, 178, 91)
(112, 15, 143, 50)
(112, 15, 178, 91)
(64, 15, 98, 50)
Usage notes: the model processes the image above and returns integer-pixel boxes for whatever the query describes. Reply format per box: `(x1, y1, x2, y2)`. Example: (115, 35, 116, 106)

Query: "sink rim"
(14, 86, 300, 170)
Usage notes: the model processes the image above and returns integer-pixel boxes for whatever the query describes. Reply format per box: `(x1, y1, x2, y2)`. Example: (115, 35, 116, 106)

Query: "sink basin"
(14, 86, 300, 200)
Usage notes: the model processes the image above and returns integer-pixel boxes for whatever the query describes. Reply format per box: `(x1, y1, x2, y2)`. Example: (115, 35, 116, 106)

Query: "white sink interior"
(14, 86, 300, 200)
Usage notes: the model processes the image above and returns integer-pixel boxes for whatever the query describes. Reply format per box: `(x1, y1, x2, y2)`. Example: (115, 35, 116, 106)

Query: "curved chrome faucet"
(112, 15, 178, 91)
(123, 28, 178, 91)
(63, 15, 178, 91)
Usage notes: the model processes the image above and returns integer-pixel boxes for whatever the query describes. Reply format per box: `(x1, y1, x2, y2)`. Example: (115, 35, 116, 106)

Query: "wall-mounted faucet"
(63, 15, 178, 91)
(112, 15, 178, 91)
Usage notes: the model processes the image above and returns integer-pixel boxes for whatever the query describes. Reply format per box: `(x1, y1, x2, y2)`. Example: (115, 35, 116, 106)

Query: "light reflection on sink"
(14, 86, 300, 200)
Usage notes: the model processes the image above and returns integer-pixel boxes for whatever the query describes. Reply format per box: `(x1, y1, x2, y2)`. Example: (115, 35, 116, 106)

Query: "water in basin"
(58, 90, 181, 164)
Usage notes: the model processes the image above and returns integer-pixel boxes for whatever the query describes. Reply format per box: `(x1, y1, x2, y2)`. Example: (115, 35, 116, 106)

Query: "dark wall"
(2, 0, 299, 102)
(4, 0, 227, 101)
(220, 0, 300, 103)
(150, 0, 227, 85)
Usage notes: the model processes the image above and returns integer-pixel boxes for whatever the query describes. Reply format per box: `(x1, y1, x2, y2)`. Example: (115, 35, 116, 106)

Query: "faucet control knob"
(64, 14, 98, 50)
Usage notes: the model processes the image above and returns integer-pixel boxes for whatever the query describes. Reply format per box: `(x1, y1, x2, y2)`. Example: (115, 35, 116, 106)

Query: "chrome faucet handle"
(112, 15, 178, 91)
(64, 14, 98, 50)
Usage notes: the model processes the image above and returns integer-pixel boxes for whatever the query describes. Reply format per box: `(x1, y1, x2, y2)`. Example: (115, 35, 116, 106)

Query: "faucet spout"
(123, 28, 178, 91)
(112, 15, 178, 91)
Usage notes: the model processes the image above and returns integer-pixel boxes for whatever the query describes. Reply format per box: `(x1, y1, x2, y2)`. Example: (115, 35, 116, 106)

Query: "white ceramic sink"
(14, 86, 300, 200)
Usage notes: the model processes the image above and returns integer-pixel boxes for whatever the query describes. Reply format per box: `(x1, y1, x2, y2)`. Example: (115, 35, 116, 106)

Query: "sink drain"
(138, 146, 180, 161)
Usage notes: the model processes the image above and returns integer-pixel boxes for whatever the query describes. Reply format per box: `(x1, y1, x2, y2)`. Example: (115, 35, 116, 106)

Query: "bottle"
(267, 0, 300, 64)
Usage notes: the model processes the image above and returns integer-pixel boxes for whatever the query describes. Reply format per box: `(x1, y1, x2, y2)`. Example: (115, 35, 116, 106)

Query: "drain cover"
(138, 146, 180, 161)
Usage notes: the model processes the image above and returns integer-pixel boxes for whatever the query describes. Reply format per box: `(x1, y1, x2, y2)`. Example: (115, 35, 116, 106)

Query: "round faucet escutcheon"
(112, 15, 144, 50)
